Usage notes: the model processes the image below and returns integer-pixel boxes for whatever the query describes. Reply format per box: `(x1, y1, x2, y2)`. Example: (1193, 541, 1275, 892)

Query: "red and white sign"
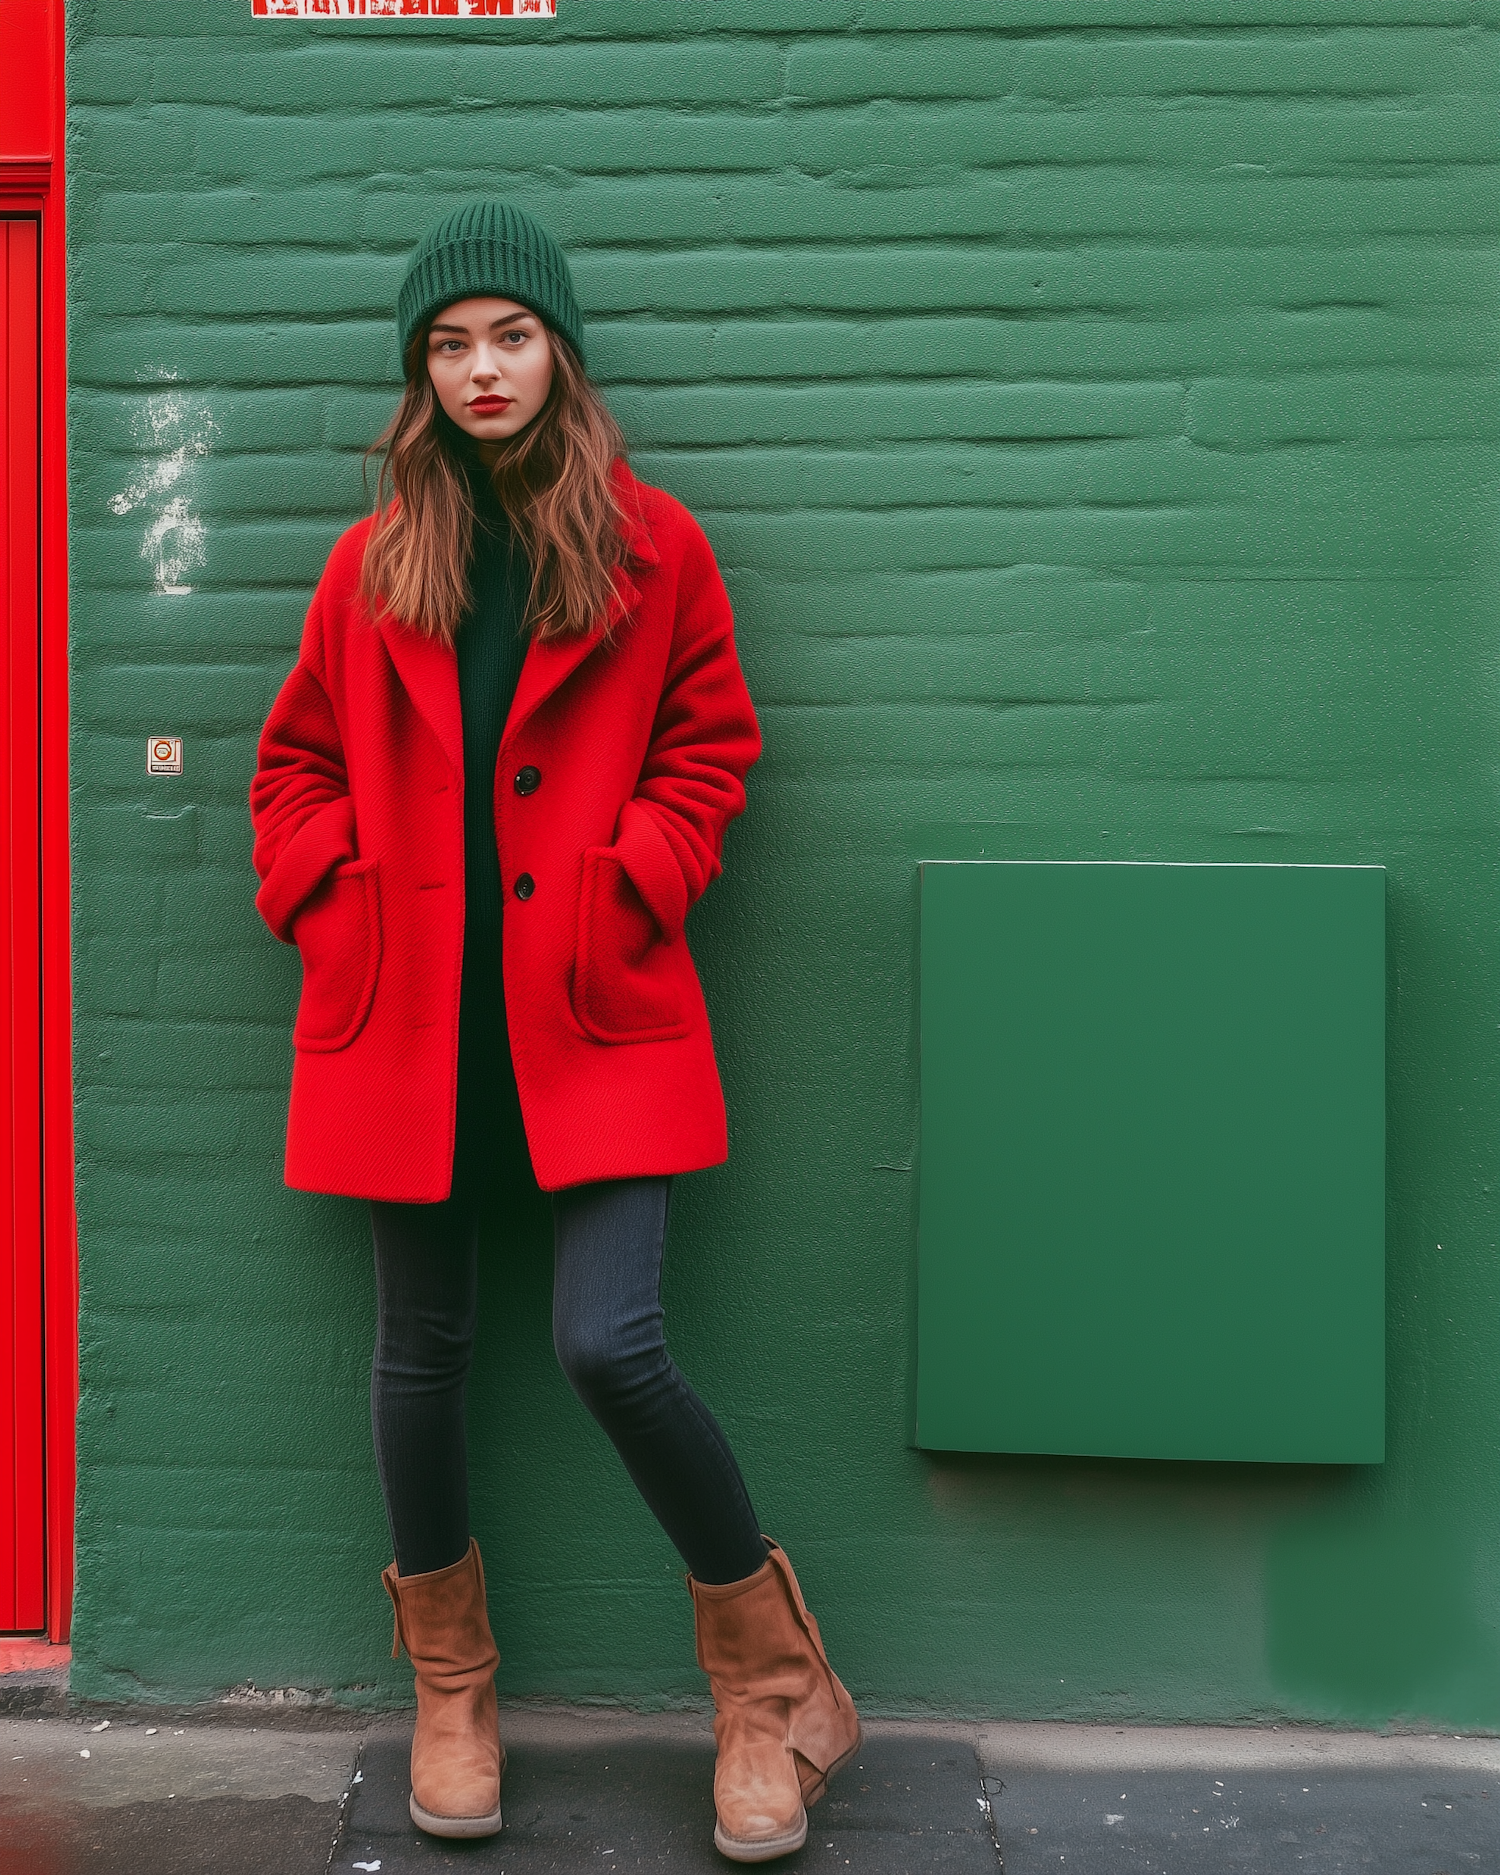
(253, 1, 555, 15)
(147, 736, 184, 776)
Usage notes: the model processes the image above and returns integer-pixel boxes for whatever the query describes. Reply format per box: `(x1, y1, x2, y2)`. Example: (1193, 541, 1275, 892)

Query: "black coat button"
(514, 873, 535, 901)
(514, 765, 541, 796)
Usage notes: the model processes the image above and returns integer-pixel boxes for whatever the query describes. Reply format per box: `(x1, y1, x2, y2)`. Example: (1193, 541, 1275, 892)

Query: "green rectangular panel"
(917, 862, 1385, 1464)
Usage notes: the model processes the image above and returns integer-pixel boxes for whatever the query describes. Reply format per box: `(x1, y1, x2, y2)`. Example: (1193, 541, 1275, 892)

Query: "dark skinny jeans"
(368, 969, 766, 1585)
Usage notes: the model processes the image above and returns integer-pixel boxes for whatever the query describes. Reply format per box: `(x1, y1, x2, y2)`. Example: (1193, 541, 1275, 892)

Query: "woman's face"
(425, 296, 555, 449)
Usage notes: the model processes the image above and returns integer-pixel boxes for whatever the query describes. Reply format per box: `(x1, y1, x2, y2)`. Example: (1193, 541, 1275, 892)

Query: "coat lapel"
(378, 463, 658, 763)
(500, 565, 637, 748)
(377, 614, 463, 776)
(501, 473, 657, 750)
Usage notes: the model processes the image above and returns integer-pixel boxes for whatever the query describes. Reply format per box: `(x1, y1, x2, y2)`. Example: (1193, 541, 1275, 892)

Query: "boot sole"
(409, 1792, 503, 1839)
(714, 1811, 808, 1863)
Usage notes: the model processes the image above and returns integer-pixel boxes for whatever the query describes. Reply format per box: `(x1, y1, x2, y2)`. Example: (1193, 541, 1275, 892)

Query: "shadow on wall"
(921, 1450, 1500, 1730)
(1266, 1508, 1500, 1731)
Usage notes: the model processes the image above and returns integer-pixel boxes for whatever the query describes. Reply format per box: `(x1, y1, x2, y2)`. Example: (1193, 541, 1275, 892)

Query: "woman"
(250, 200, 859, 1860)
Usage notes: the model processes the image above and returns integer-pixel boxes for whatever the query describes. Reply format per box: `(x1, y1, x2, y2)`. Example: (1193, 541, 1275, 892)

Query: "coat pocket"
(292, 857, 382, 1052)
(572, 846, 692, 1044)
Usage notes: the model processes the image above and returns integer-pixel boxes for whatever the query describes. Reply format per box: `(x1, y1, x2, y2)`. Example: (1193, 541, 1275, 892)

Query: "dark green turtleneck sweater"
(457, 473, 529, 964)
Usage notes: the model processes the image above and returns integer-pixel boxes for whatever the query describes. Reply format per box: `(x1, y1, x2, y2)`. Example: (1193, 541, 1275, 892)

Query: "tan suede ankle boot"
(690, 1540, 862, 1863)
(382, 1538, 504, 1839)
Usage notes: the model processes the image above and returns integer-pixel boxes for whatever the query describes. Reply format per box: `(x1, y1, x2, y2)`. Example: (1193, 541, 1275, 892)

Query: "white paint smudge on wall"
(109, 371, 218, 595)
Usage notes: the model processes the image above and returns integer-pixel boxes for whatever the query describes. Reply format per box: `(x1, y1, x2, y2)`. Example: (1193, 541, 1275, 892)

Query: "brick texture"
(66, 0, 1500, 1727)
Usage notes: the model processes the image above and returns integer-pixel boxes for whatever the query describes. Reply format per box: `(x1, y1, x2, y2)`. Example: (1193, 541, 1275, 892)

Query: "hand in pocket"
(292, 858, 382, 1051)
(573, 848, 690, 1044)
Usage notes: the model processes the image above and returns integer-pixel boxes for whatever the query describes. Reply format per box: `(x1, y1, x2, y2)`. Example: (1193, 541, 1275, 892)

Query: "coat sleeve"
(613, 513, 762, 942)
(250, 580, 358, 945)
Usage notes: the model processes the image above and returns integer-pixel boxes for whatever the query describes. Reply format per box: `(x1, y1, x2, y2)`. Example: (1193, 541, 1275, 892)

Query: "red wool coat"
(250, 465, 761, 1199)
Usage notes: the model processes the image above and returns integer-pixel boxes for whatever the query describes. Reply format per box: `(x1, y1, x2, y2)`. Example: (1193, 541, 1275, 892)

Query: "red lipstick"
(469, 395, 511, 415)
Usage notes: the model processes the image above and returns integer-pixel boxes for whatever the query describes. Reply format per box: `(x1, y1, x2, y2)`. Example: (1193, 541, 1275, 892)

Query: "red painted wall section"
(0, 0, 54, 162)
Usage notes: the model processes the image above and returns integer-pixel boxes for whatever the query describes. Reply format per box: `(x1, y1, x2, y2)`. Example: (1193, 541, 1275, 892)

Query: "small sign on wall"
(252, 1, 555, 15)
(147, 737, 184, 776)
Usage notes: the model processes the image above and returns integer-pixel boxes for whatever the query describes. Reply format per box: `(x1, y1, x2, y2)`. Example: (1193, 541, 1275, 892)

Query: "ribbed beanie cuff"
(397, 199, 584, 365)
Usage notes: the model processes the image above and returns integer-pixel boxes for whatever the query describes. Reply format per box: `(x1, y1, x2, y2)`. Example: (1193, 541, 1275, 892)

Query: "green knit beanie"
(396, 199, 585, 367)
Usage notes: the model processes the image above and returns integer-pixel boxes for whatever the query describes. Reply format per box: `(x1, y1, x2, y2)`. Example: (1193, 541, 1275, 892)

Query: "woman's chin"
(453, 412, 535, 444)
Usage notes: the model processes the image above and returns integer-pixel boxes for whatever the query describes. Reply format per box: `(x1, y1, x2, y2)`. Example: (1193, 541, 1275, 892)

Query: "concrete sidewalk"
(1, 1684, 1495, 1874)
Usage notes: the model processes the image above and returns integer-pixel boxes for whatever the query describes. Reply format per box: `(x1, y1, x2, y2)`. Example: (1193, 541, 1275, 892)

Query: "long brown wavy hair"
(360, 325, 628, 643)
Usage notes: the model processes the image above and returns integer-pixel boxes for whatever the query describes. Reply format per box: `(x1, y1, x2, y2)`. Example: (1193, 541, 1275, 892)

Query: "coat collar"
(376, 462, 657, 773)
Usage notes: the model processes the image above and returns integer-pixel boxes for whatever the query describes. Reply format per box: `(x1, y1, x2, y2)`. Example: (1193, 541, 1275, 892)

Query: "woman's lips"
(469, 396, 511, 414)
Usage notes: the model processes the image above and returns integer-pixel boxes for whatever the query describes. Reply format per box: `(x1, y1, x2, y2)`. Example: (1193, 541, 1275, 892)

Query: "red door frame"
(2, 217, 44, 1633)
(1, 0, 75, 1643)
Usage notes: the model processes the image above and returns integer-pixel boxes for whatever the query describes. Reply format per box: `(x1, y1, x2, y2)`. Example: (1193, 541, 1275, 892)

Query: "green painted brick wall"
(66, 0, 1500, 1727)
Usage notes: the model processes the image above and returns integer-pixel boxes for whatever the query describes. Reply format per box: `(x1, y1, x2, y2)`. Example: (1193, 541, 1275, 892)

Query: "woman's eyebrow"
(429, 311, 533, 337)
